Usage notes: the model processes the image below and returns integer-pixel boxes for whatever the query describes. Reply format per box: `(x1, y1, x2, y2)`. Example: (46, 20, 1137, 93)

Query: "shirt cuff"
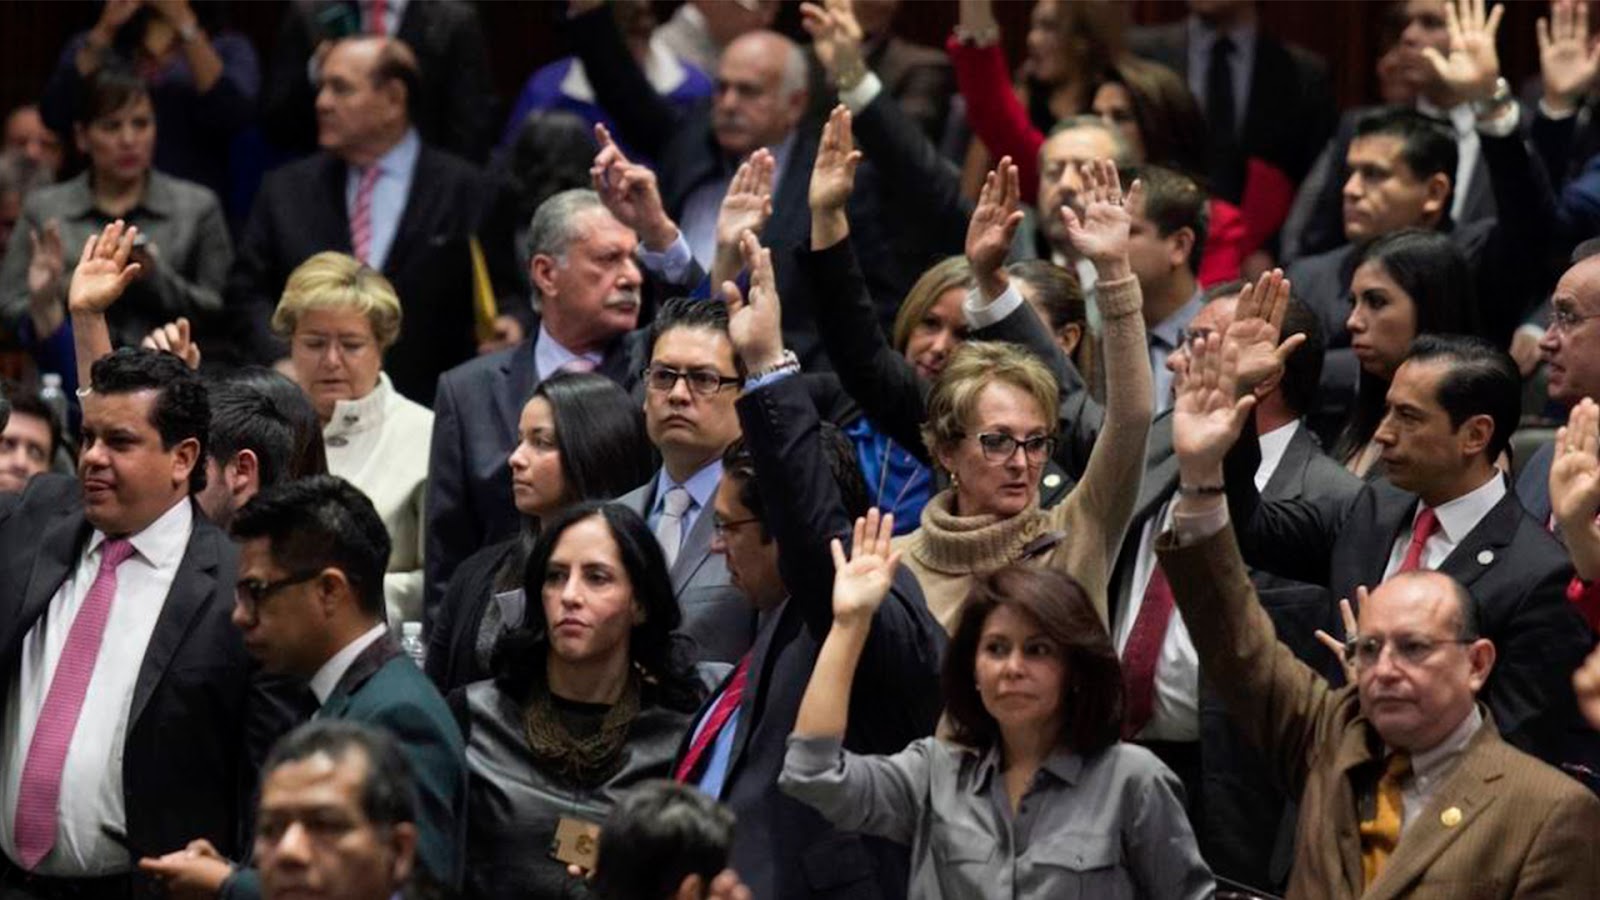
(1517, 322, 1547, 341)
(1476, 101, 1521, 138)
(1539, 98, 1579, 121)
(839, 71, 884, 114)
(637, 232, 695, 283)
(745, 368, 797, 391)
(784, 733, 846, 776)
(964, 282, 1024, 329)
(1171, 495, 1228, 546)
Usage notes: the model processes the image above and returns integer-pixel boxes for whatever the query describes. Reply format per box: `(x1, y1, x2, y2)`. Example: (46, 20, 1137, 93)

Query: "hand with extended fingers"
(713, 150, 775, 287)
(1420, 0, 1505, 107)
(590, 123, 678, 250)
(1552, 398, 1600, 580)
(723, 231, 785, 373)
(1223, 268, 1308, 397)
(1314, 592, 1364, 686)
(830, 508, 900, 626)
(800, 0, 866, 86)
(68, 220, 144, 317)
(1172, 329, 1254, 485)
(964, 157, 1023, 298)
(1060, 159, 1139, 268)
(142, 318, 203, 371)
(809, 105, 863, 214)
(1539, 0, 1600, 114)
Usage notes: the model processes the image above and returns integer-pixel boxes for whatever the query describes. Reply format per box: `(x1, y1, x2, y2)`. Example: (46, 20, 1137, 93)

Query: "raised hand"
(590, 123, 678, 250)
(1552, 397, 1600, 532)
(27, 221, 65, 301)
(1060, 159, 1139, 267)
(723, 230, 785, 372)
(829, 508, 900, 625)
(1172, 331, 1255, 484)
(141, 318, 203, 370)
(68, 220, 143, 316)
(1314, 591, 1364, 686)
(714, 150, 775, 287)
(809, 105, 863, 214)
(1224, 268, 1308, 396)
(964, 157, 1024, 295)
(1420, 0, 1506, 105)
(1538, 0, 1600, 113)
(801, 0, 867, 85)
(706, 870, 754, 900)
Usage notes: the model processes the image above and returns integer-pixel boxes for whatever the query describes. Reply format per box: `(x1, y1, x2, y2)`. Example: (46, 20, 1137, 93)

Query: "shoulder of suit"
(439, 341, 521, 388)
(1478, 737, 1600, 807)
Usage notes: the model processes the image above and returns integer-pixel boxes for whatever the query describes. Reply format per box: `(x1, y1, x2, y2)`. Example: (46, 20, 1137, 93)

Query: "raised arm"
(947, 0, 1045, 203)
(565, 2, 681, 161)
(67, 220, 144, 387)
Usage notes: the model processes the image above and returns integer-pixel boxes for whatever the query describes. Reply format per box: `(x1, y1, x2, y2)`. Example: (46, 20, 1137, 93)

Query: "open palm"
(809, 106, 861, 213)
(68, 220, 142, 315)
(1421, 0, 1505, 102)
(1225, 269, 1307, 393)
(1061, 159, 1136, 264)
(719, 151, 775, 249)
(830, 509, 899, 624)
(1172, 333, 1254, 473)
(964, 158, 1022, 277)
(1552, 398, 1600, 527)
(1539, 0, 1600, 107)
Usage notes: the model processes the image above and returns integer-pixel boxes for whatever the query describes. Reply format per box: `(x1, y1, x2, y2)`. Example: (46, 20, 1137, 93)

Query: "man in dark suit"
(226, 35, 520, 405)
(141, 477, 466, 899)
(0, 347, 295, 897)
(1518, 247, 1600, 525)
(617, 299, 756, 665)
(675, 236, 944, 899)
(1212, 334, 1594, 766)
(423, 188, 656, 621)
(260, 0, 494, 161)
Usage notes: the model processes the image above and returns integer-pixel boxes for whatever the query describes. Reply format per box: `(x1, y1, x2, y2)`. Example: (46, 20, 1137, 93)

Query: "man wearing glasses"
(143, 475, 465, 900)
(1157, 327, 1600, 894)
(617, 297, 756, 665)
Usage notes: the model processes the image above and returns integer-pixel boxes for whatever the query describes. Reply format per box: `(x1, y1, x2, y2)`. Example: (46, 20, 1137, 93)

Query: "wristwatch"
(1472, 77, 1513, 118)
(744, 350, 800, 385)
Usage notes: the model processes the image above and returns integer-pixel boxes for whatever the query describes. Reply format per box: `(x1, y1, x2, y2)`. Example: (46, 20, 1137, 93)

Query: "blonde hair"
(921, 341, 1059, 465)
(891, 256, 974, 353)
(271, 252, 403, 349)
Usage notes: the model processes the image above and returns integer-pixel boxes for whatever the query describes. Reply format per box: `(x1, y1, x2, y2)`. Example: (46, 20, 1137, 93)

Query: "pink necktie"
(350, 165, 380, 265)
(13, 538, 136, 869)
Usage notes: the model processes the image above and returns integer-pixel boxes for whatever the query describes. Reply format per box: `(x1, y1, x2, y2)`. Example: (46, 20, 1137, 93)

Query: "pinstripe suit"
(1158, 524, 1600, 900)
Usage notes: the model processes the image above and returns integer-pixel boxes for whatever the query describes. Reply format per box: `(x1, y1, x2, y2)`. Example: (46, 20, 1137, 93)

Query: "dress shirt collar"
(534, 323, 604, 380)
(324, 371, 394, 441)
(1148, 288, 1206, 349)
(87, 493, 193, 568)
(58, 170, 177, 220)
(1415, 97, 1475, 137)
(653, 460, 723, 517)
(349, 127, 421, 181)
(969, 742, 1085, 794)
(1187, 15, 1257, 58)
(1419, 470, 1506, 545)
(1255, 419, 1300, 491)
(1408, 703, 1482, 782)
(309, 622, 389, 705)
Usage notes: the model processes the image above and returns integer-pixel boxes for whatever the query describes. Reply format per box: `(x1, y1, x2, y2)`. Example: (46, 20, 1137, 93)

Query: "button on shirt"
(0, 498, 195, 876)
(780, 735, 1214, 900)
(1381, 472, 1506, 579)
(344, 128, 420, 274)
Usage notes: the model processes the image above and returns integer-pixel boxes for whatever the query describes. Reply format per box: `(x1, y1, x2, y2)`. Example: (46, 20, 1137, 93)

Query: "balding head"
(1541, 252, 1600, 405)
(1354, 570, 1494, 753)
(712, 31, 807, 157)
(315, 37, 419, 165)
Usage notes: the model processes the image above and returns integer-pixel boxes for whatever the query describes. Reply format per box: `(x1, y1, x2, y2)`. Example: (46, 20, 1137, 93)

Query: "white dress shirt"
(310, 623, 391, 707)
(1400, 704, 1482, 834)
(0, 498, 194, 876)
(1416, 98, 1479, 225)
(1381, 472, 1506, 579)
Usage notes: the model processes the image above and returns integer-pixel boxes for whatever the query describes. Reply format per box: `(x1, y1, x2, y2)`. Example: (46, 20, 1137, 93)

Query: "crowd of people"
(8, 0, 1600, 897)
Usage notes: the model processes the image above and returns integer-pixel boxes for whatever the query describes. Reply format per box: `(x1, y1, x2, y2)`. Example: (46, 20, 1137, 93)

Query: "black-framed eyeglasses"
(971, 432, 1056, 464)
(1549, 306, 1600, 334)
(1176, 326, 1215, 350)
(643, 365, 741, 396)
(1342, 634, 1475, 669)
(235, 570, 322, 616)
(711, 515, 761, 538)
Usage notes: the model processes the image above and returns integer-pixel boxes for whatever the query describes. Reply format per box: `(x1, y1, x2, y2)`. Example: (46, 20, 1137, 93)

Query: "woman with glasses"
(1334, 229, 1475, 478)
(428, 372, 653, 692)
(455, 501, 720, 900)
(781, 513, 1212, 899)
(272, 251, 431, 625)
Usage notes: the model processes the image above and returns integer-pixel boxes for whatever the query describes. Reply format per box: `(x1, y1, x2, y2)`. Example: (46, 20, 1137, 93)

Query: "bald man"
(228, 36, 520, 403)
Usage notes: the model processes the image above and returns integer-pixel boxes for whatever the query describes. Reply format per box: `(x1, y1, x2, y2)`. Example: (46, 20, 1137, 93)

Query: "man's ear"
(1466, 637, 1496, 692)
(231, 449, 261, 498)
(172, 437, 202, 490)
(1166, 227, 1196, 272)
(1420, 172, 1453, 223)
(387, 822, 417, 888)
(1457, 412, 1495, 459)
(1056, 322, 1083, 357)
(530, 254, 561, 299)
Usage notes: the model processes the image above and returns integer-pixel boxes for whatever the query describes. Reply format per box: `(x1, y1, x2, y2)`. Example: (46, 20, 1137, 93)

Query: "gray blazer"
(618, 476, 756, 665)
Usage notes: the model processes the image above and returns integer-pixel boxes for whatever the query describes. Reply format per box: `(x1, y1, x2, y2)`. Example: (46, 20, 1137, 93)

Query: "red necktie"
(13, 538, 136, 868)
(1121, 564, 1175, 740)
(350, 165, 380, 265)
(1396, 507, 1440, 574)
(368, 0, 388, 34)
(675, 653, 751, 783)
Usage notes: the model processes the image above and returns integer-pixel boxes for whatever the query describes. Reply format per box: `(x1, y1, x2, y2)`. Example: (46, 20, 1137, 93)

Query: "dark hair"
(943, 566, 1122, 755)
(1334, 230, 1476, 462)
(1353, 107, 1458, 195)
(207, 383, 295, 492)
(1093, 57, 1210, 181)
(221, 368, 329, 479)
(1124, 164, 1208, 275)
(230, 475, 392, 619)
(592, 781, 734, 900)
(263, 720, 415, 829)
(1276, 296, 1325, 418)
(3, 380, 60, 461)
(76, 65, 150, 126)
(491, 502, 703, 713)
(1402, 334, 1520, 461)
(719, 420, 869, 544)
(89, 348, 209, 494)
(507, 110, 599, 224)
(647, 296, 744, 377)
(1006, 259, 1085, 333)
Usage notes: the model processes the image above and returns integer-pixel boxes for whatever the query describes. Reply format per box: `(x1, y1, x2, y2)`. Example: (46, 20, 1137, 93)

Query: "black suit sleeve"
(259, 8, 320, 154)
(426, 1, 495, 162)
(1486, 558, 1590, 759)
(564, 4, 680, 161)
(1476, 123, 1557, 341)
(850, 90, 971, 260)
(1224, 421, 1345, 587)
(424, 373, 473, 626)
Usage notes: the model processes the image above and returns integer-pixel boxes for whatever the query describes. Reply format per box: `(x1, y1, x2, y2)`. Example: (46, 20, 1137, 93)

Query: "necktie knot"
(660, 485, 692, 518)
(1382, 750, 1412, 783)
(557, 357, 597, 375)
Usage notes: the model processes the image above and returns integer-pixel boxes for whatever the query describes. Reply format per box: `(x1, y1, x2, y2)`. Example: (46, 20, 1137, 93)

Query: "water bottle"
(38, 373, 68, 432)
(400, 621, 426, 669)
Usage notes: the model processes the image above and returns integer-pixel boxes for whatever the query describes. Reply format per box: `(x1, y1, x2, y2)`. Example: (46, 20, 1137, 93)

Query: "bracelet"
(953, 23, 1000, 47)
(1176, 483, 1225, 496)
(744, 349, 800, 385)
(834, 59, 868, 92)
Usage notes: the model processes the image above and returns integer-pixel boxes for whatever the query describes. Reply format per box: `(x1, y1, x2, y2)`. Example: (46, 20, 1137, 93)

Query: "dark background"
(0, 1, 1556, 138)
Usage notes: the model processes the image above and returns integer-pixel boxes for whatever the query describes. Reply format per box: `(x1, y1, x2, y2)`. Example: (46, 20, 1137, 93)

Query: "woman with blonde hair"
(273, 250, 432, 625)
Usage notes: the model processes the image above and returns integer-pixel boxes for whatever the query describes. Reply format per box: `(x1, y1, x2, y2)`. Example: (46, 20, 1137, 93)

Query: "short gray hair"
(1048, 115, 1135, 168)
(526, 188, 608, 307)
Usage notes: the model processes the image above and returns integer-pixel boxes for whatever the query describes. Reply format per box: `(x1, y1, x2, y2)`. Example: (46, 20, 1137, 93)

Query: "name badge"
(550, 816, 602, 871)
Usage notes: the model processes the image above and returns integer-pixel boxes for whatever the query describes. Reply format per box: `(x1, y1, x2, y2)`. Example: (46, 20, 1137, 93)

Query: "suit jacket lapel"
(326, 634, 404, 711)
(1332, 720, 1384, 897)
(494, 337, 540, 442)
(4, 508, 91, 663)
(1261, 424, 1313, 499)
(385, 148, 435, 279)
(723, 607, 783, 788)
(670, 503, 717, 594)
(1361, 485, 1418, 588)
(128, 513, 219, 731)
(1436, 490, 1518, 590)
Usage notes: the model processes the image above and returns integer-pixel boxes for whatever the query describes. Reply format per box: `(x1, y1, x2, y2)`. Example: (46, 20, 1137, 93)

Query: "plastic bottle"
(38, 373, 68, 431)
(400, 621, 426, 669)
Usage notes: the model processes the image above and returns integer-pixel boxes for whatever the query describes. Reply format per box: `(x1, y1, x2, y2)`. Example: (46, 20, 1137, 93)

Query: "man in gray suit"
(618, 297, 755, 664)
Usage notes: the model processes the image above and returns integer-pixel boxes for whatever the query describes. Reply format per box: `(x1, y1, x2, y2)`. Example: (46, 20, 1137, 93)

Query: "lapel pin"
(1441, 807, 1462, 827)
(1043, 473, 1062, 489)
(1476, 550, 1494, 566)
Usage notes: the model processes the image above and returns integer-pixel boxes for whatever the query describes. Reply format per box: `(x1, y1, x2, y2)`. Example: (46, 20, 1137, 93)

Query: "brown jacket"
(1157, 524, 1600, 899)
